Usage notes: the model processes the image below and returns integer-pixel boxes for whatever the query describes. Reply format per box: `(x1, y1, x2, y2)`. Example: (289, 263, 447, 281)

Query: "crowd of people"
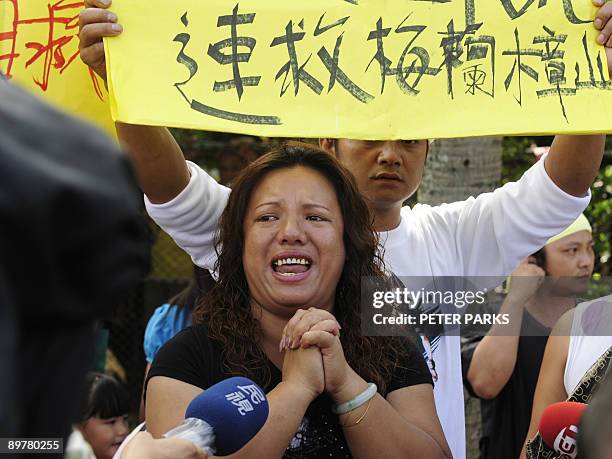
(1, 0, 612, 458)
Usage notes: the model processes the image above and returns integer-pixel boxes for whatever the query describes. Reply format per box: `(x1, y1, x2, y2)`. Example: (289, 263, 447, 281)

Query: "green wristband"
(332, 383, 377, 415)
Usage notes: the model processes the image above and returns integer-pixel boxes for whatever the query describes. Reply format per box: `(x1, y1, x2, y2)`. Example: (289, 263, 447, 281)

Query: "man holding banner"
(79, 1, 611, 457)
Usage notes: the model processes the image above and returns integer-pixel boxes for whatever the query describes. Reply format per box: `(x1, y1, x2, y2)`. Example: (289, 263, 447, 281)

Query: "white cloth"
(146, 165, 230, 272)
(564, 296, 612, 395)
(112, 422, 145, 459)
(146, 154, 590, 459)
(64, 429, 96, 459)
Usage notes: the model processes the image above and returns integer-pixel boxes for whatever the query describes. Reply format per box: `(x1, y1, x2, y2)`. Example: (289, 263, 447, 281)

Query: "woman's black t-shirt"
(147, 324, 432, 459)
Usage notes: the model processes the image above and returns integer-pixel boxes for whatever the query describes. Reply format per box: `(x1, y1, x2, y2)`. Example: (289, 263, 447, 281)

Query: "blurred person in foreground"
(0, 75, 149, 455)
(578, 371, 612, 459)
(0, 76, 211, 459)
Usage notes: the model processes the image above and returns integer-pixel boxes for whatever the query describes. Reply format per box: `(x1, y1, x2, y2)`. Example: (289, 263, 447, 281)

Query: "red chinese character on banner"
(0, 0, 20, 78)
(21, 0, 83, 91)
(1, 0, 104, 99)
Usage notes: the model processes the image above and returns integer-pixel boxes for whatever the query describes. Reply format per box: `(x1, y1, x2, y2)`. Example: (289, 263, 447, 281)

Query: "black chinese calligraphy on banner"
(105, 0, 612, 139)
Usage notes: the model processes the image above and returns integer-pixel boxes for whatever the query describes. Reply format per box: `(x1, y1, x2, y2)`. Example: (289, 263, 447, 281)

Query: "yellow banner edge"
(104, 37, 119, 125)
(105, 111, 611, 139)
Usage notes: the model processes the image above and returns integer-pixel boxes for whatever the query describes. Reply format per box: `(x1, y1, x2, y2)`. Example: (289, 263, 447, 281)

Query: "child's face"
(81, 415, 129, 459)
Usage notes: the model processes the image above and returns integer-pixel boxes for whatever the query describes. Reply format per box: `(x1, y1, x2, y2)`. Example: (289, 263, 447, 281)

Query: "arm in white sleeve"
(145, 162, 231, 272)
(426, 153, 590, 278)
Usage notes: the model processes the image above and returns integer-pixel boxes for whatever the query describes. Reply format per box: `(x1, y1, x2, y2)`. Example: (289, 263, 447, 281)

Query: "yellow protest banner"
(106, 0, 612, 139)
(0, 0, 115, 135)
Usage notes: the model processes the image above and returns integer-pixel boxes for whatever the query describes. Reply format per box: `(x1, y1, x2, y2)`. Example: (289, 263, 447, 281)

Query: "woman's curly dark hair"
(193, 142, 418, 395)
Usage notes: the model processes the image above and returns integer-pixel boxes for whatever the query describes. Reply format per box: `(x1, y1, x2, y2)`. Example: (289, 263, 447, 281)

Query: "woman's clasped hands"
(280, 308, 368, 406)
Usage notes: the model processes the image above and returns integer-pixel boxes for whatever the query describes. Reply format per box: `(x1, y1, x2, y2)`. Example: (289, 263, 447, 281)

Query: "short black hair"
(78, 372, 130, 422)
(532, 247, 547, 270)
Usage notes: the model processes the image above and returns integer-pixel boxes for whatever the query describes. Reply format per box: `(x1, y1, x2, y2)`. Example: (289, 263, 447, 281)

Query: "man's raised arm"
(115, 123, 190, 204)
(79, 0, 190, 204)
(547, 0, 612, 197)
(545, 134, 605, 198)
(79, 0, 230, 272)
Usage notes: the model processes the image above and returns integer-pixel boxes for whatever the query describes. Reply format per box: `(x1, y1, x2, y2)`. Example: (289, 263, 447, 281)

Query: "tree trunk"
(418, 137, 503, 459)
(419, 137, 502, 206)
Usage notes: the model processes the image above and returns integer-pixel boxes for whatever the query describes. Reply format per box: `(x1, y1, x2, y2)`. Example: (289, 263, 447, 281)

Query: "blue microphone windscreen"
(185, 376, 269, 455)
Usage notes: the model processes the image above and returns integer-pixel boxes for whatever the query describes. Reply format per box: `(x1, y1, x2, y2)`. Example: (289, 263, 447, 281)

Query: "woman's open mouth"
(271, 255, 313, 281)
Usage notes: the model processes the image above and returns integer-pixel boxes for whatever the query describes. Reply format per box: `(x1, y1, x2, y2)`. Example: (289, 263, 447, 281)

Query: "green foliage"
(170, 129, 286, 164)
(503, 136, 612, 276)
(590, 160, 612, 276)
